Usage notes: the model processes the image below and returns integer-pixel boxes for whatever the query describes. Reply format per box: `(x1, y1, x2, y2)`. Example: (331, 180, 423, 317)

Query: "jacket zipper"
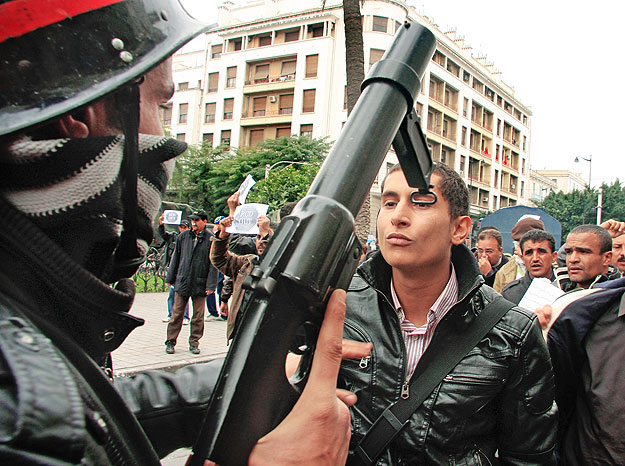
(444, 374, 505, 385)
(344, 320, 372, 371)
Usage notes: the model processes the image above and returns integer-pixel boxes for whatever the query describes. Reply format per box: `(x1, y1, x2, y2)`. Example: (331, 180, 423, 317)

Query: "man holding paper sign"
(502, 229, 560, 305)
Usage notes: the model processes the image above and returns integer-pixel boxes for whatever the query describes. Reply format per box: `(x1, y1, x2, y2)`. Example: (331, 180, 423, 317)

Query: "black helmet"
(0, 0, 216, 137)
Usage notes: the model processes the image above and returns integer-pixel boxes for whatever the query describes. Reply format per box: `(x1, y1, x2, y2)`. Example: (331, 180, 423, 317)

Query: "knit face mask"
(0, 134, 187, 281)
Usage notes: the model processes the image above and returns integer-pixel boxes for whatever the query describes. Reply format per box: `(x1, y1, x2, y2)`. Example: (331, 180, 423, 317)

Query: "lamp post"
(574, 154, 592, 187)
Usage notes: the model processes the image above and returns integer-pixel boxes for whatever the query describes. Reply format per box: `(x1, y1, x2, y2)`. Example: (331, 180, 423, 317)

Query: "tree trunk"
(343, 0, 370, 246)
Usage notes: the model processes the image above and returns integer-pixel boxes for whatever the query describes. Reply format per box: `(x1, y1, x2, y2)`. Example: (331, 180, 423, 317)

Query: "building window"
(279, 94, 294, 115)
(223, 98, 234, 120)
(253, 96, 266, 116)
(229, 37, 242, 52)
(226, 67, 237, 88)
(497, 119, 501, 136)
(463, 98, 468, 117)
(446, 59, 460, 77)
(254, 64, 269, 84)
(259, 34, 271, 46)
(276, 127, 291, 138)
(211, 44, 222, 59)
(202, 133, 213, 147)
(463, 70, 470, 83)
(523, 135, 527, 151)
(343, 85, 347, 110)
(302, 89, 316, 113)
(207, 72, 218, 93)
(372, 16, 388, 33)
(178, 103, 188, 124)
(177, 82, 188, 91)
(416, 102, 423, 117)
(250, 129, 264, 146)
(461, 126, 467, 147)
(460, 155, 466, 174)
(300, 124, 313, 137)
(220, 130, 231, 146)
(176, 133, 186, 141)
(205, 103, 216, 123)
(305, 54, 318, 78)
(308, 22, 324, 38)
(281, 60, 296, 79)
(284, 28, 299, 42)
(369, 48, 385, 69)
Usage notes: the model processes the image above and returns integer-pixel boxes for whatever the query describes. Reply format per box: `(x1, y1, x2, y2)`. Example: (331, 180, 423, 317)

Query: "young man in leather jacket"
(341, 163, 557, 465)
(0, 1, 369, 464)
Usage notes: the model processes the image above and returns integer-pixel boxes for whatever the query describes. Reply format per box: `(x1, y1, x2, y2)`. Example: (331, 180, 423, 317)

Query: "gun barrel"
(308, 22, 436, 217)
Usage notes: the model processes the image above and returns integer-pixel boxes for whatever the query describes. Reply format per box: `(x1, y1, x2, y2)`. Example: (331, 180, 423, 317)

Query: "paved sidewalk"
(112, 292, 229, 377)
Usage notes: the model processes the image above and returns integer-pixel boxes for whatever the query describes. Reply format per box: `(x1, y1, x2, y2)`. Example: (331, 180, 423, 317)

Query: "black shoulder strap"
(350, 295, 514, 466)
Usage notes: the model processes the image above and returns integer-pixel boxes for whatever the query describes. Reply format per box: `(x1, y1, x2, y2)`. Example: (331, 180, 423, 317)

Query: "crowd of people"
(1, 1, 624, 465)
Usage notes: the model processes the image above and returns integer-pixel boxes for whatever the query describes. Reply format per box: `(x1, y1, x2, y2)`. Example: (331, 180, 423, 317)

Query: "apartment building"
(535, 170, 586, 194)
(164, 0, 533, 220)
(528, 170, 559, 205)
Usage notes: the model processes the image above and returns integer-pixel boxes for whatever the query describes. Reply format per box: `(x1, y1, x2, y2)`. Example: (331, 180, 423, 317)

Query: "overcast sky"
(185, 0, 625, 187)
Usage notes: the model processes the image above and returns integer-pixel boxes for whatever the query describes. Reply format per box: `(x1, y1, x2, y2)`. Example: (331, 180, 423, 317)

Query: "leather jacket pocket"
(340, 320, 374, 433)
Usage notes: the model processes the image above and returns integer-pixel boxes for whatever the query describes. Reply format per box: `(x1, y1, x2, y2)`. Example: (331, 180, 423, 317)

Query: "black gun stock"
(189, 22, 436, 466)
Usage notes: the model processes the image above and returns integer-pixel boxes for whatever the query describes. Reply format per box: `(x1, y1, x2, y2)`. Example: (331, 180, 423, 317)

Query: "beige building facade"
(164, 0, 534, 225)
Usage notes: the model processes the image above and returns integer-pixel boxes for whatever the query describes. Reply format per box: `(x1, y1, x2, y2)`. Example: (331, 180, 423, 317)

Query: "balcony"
(240, 108, 293, 126)
(244, 73, 296, 94)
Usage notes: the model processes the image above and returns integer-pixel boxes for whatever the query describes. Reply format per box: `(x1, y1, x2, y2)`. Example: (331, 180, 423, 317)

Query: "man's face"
(178, 224, 189, 233)
(476, 236, 503, 267)
(611, 235, 625, 273)
(565, 232, 612, 287)
(89, 58, 174, 137)
(377, 171, 467, 274)
(192, 218, 207, 233)
(256, 235, 268, 255)
(521, 239, 557, 279)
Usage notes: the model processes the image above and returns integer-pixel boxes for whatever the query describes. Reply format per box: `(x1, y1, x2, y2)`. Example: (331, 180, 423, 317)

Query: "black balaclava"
(0, 134, 187, 281)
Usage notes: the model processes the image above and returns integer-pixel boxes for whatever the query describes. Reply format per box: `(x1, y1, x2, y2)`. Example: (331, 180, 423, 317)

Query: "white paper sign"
(518, 277, 565, 312)
(162, 210, 182, 224)
(226, 203, 269, 235)
(237, 174, 256, 204)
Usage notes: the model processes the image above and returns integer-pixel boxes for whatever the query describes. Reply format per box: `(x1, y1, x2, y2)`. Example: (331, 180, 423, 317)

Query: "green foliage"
(247, 162, 321, 212)
(165, 136, 331, 217)
(537, 179, 625, 237)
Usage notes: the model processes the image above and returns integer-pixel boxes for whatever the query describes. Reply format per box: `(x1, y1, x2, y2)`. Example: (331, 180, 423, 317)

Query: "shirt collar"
(391, 264, 459, 326)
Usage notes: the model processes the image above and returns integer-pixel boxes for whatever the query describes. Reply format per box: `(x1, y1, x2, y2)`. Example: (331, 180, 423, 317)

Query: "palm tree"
(323, 0, 370, 245)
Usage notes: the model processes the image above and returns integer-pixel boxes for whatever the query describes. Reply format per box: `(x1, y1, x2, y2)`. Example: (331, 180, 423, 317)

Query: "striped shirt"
(391, 265, 459, 382)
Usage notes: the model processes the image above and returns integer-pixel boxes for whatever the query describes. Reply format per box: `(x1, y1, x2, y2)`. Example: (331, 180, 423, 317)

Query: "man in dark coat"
(502, 229, 558, 304)
(165, 210, 218, 354)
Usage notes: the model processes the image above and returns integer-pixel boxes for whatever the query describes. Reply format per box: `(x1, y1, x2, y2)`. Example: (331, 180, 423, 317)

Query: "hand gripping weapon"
(189, 22, 437, 466)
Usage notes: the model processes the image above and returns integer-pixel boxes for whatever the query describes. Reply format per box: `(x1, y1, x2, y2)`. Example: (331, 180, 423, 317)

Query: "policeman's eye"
(383, 200, 397, 208)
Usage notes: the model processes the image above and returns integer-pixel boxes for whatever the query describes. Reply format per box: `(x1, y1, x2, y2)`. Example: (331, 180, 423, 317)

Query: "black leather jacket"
(340, 245, 557, 465)
(0, 199, 221, 464)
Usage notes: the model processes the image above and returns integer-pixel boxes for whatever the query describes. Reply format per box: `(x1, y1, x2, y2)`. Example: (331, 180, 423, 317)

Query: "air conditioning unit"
(459, 170, 464, 175)
(269, 96, 277, 103)
(482, 197, 488, 202)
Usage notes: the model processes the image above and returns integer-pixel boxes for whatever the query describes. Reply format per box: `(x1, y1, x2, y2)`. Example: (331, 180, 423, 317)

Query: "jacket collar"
(357, 244, 484, 305)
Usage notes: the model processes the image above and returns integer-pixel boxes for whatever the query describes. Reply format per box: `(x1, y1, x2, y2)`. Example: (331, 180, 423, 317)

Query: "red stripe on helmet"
(0, 0, 125, 42)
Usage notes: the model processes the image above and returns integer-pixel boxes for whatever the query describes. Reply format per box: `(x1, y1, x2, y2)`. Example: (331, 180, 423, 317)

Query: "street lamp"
(574, 154, 592, 187)
(264, 160, 315, 178)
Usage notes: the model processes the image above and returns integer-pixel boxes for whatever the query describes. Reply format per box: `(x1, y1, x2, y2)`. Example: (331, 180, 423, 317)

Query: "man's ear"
(56, 106, 98, 138)
(451, 215, 472, 246)
(603, 251, 613, 267)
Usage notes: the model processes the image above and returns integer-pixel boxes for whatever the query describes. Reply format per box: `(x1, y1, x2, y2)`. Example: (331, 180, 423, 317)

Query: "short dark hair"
(477, 228, 503, 248)
(568, 224, 612, 254)
(520, 229, 556, 253)
(381, 162, 468, 219)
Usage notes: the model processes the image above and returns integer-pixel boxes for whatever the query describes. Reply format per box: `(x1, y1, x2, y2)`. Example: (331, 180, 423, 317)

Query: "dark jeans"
(166, 293, 205, 347)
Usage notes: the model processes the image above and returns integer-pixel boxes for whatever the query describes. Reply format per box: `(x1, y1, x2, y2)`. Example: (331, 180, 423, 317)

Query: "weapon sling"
(350, 295, 514, 466)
